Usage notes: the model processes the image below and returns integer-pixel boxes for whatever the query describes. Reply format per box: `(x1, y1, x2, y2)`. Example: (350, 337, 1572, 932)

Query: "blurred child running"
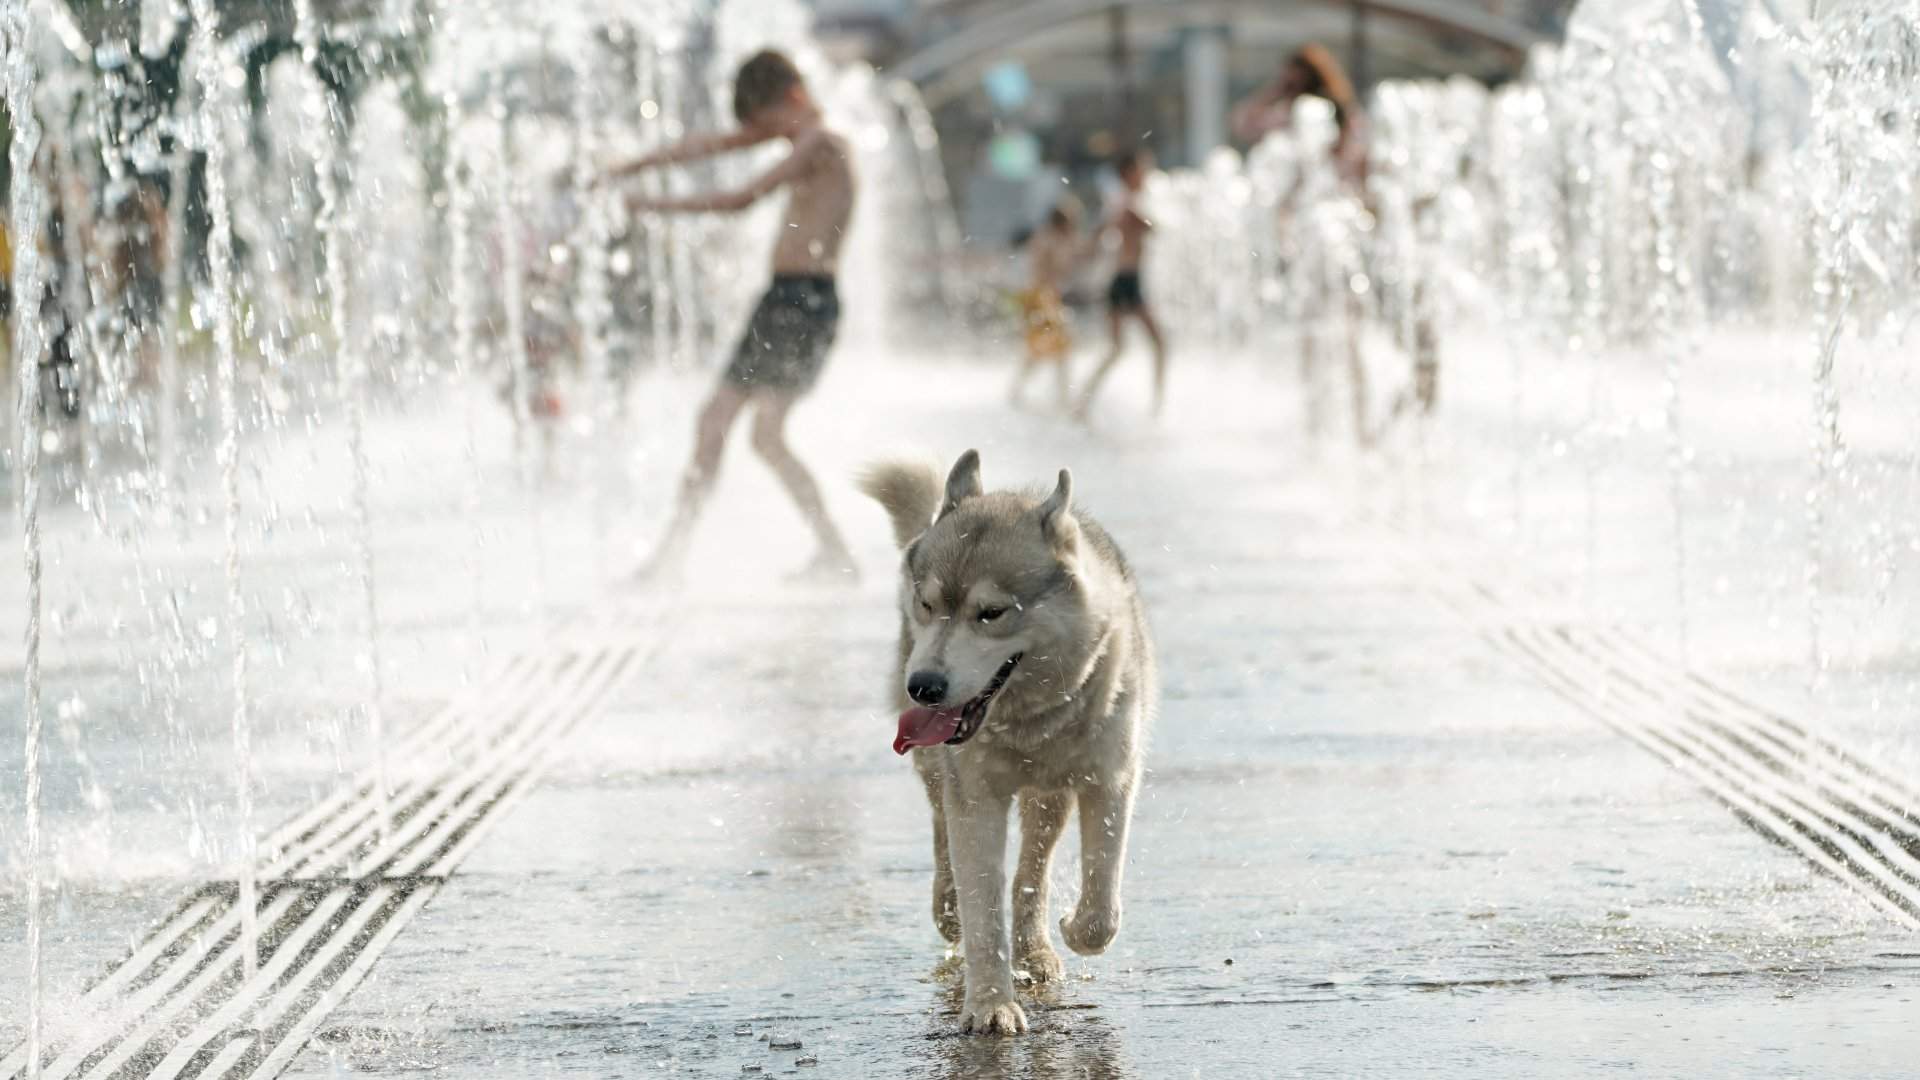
(1009, 196, 1083, 410)
(1074, 148, 1169, 421)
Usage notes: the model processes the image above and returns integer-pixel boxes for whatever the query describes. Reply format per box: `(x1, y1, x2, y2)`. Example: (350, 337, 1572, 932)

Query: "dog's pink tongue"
(894, 706, 962, 755)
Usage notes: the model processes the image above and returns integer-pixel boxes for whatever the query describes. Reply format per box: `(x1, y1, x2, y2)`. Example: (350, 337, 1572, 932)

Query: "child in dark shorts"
(605, 50, 858, 583)
(1076, 149, 1169, 420)
(725, 274, 840, 392)
(1105, 270, 1145, 313)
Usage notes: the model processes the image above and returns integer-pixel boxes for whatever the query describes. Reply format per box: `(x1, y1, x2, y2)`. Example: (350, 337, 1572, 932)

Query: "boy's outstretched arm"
(603, 127, 768, 180)
(627, 128, 824, 216)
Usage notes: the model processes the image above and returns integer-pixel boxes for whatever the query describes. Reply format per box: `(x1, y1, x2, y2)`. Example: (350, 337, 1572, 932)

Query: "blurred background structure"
(810, 0, 1578, 241)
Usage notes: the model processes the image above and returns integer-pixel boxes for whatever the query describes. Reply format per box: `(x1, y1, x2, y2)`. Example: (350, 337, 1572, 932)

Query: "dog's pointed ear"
(1038, 468, 1078, 551)
(939, 449, 983, 518)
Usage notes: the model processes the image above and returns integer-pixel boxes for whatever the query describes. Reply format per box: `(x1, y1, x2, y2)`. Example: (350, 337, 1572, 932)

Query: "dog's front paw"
(959, 998, 1029, 1036)
(1015, 940, 1065, 984)
(1060, 901, 1120, 956)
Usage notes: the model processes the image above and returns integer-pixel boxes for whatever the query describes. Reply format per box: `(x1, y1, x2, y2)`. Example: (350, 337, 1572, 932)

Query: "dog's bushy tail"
(858, 461, 942, 548)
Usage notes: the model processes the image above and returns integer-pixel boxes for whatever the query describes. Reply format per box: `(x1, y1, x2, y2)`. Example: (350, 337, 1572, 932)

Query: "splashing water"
(295, 0, 392, 857)
(657, 45, 701, 371)
(4, 0, 52, 1065)
(571, 30, 618, 584)
(186, 0, 258, 976)
(635, 39, 675, 376)
(443, 85, 488, 656)
(490, 83, 555, 626)
(1802, 3, 1920, 687)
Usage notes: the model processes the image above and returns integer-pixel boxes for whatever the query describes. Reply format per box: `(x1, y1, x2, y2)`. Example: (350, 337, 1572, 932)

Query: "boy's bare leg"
(631, 382, 750, 581)
(1137, 306, 1169, 416)
(749, 390, 857, 578)
(1073, 310, 1127, 421)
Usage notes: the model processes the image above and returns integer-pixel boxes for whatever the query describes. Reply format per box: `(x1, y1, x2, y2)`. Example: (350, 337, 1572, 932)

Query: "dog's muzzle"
(892, 653, 1023, 755)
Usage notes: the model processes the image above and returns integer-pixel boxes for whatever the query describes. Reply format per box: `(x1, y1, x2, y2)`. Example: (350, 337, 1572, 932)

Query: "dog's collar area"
(947, 653, 1024, 745)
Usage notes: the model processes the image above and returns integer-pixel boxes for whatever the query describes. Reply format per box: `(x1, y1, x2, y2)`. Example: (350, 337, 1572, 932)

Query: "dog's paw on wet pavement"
(1060, 903, 1120, 955)
(1014, 940, 1066, 984)
(959, 998, 1029, 1036)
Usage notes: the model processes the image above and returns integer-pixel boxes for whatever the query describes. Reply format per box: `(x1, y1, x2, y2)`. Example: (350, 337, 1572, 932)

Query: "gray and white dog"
(861, 449, 1157, 1035)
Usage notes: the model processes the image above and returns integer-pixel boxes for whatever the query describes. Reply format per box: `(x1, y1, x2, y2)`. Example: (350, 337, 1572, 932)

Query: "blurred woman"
(1230, 43, 1370, 187)
(1232, 44, 1375, 444)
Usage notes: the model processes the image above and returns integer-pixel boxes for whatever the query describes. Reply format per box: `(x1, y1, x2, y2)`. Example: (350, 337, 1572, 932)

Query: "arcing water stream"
(3, 0, 52, 1067)
(294, 0, 390, 857)
(185, 0, 258, 982)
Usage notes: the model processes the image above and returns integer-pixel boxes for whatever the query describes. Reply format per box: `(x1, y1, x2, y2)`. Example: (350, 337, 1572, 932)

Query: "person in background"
(1230, 43, 1370, 187)
(0, 215, 13, 325)
(1233, 44, 1379, 444)
(1074, 149, 1169, 421)
(602, 49, 859, 584)
(1009, 196, 1082, 410)
(35, 144, 83, 420)
(100, 180, 171, 387)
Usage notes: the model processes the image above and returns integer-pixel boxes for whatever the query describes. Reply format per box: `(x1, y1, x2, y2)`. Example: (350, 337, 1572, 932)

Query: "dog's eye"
(977, 606, 1007, 623)
(918, 599, 934, 617)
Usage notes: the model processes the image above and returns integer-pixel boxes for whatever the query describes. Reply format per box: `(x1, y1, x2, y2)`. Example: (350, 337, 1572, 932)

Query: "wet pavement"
(6, 345, 1920, 1076)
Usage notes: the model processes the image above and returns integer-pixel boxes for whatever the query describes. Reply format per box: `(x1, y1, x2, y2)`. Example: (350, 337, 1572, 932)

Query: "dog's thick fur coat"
(861, 450, 1157, 1035)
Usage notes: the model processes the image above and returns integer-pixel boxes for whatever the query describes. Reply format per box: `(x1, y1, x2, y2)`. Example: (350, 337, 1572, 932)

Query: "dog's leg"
(1012, 789, 1072, 983)
(1061, 772, 1137, 956)
(920, 763, 960, 944)
(943, 775, 1026, 1035)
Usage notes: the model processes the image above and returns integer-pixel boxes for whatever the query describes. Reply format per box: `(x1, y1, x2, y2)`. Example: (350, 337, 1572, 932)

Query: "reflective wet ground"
(5, 341, 1919, 1076)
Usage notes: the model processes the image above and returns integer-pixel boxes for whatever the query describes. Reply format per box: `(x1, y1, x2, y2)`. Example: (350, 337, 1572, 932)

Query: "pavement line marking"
(217, 883, 418, 1078)
(243, 887, 439, 1080)
(3, 607, 669, 1080)
(1494, 626, 1916, 923)
(414, 643, 649, 879)
(144, 888, 359, 1077)
(245, 636, 661, 1074)
(258, 652, 546, 865)
(1389, 527, 1920, 928)
(1495, 624, 1920, 927)
(271, 650, 585, 878)
(346, 648, 606, 878)
(1542, 627, 1920, 910)
(49, 889, 309, 1080)
(1597, 630, 1920, 815)
(106, 882, 425, 1080)
(24, 657, 565, 1075)
(0, 890, 231, 1079)
(264, 651, 572, 877)
(361, 648, 614, 875)
(189, 1037, 253, 1080)
(1565, 629, 1920, 878)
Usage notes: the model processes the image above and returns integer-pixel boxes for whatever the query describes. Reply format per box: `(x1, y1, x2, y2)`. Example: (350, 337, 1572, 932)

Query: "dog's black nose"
(907, 671, 948, 706)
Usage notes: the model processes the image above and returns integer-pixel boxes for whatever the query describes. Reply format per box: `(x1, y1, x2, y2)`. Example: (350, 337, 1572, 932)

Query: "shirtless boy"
(1009, 197, 1082, 409)
(605, 50, 858, 582)
(1074, 149, 1168, 420)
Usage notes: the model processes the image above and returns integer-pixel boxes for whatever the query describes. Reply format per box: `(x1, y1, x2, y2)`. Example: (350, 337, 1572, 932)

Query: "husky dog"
(861, 449, 1156, 1036)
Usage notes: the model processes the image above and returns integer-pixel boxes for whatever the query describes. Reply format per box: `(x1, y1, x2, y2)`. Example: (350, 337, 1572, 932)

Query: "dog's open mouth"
(892, 654, 1023, 755)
